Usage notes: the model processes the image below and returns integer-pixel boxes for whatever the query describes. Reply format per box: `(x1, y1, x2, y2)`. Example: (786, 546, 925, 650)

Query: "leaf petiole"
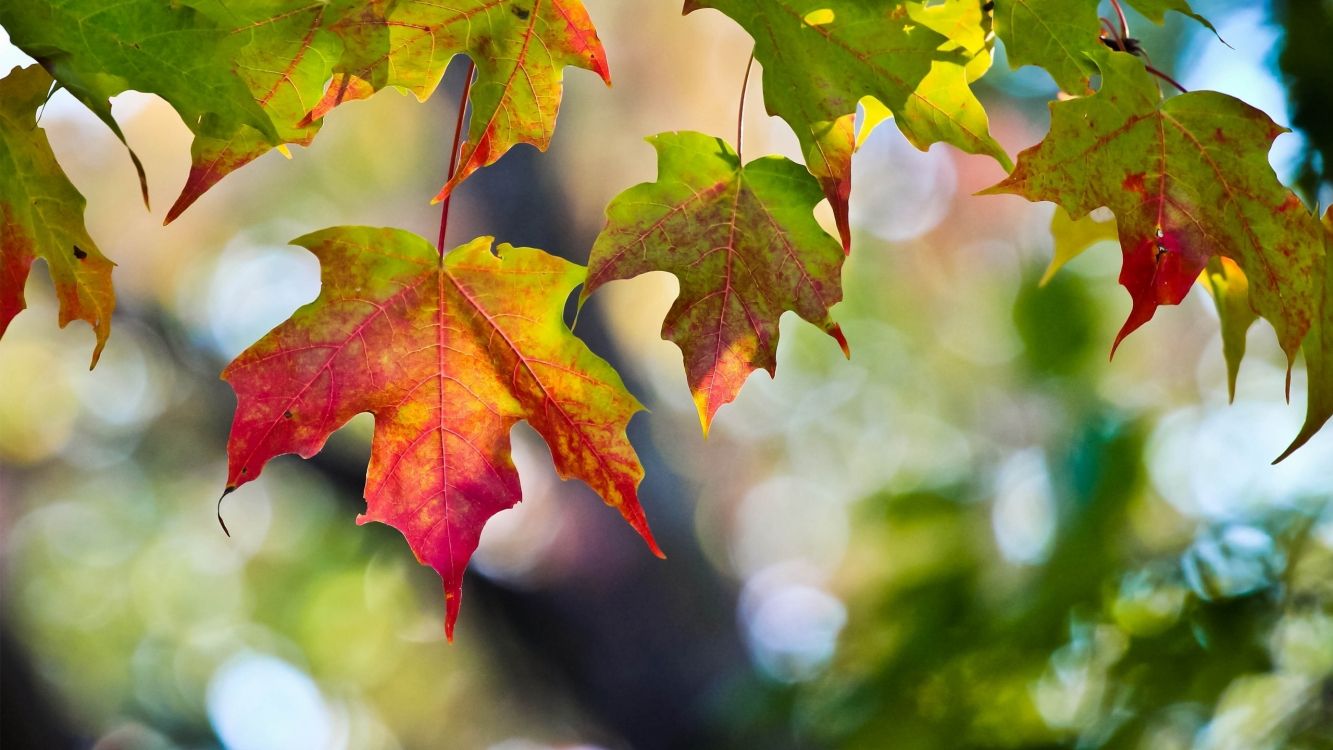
(736, 49, 755, 161)
(437, 61, 477, 255)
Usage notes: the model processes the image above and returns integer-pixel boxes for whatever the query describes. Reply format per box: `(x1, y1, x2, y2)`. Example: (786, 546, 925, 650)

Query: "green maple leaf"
(0, 65, 115, 367)
(223, 228, 661, 637)
(1277, 209, 1333, 462)
(991, 0, 1101, 93)
(686, 0, 1008, 252)
(163, 0, 362, 221)
(984, 49, 1323, 360)
(0, 0, 279, 208)
(582, 131, 847, 433)
(992, 0, 1215, 93)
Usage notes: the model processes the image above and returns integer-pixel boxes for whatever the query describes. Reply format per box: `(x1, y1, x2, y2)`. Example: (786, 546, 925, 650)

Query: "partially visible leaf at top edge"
(223, 227, 661, 638)
(910, 0, 996, 85)
(983, 49, 1322, 361)
(0, 65, 115, 368)
(686, 0, 1008, 254)
(843, 0, 999, 242)
(991, 0, 1216, 95)
(991, 0, 1101, 94)
(1276, 210, 1333, 462)
(1122, 0, 1217, 33)
(2, 0, 611, 221)
(164, 0, 362, 222)
(304, 0, 612, 205)
(582, 131, 847, 433)
(0, 0, 279, 211)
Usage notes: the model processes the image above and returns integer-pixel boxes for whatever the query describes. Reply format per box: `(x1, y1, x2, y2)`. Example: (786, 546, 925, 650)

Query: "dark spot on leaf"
(512, 4, 530, 20)
(73, 246, 87, 260)
(284, 410, 294, 419)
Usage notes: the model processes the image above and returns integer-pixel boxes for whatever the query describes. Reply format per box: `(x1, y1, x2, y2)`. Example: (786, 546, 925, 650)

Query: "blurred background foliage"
(2, 1, 1332, 749)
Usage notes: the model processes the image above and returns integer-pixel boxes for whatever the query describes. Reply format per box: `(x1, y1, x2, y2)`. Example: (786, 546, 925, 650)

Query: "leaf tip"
(1038, 262, 1059, 288)
(217, 486, 235, 538)
(1273, 435, 1305, 464)
(1109, 331, 1127, 362)
(622, 501, 666, 559)
(443, 585, 460, 643)
(829, 322, 850, 359)
(164, 190, 196, 225)
(975, 180, 1015, 199)
(697, 405, 713, 439)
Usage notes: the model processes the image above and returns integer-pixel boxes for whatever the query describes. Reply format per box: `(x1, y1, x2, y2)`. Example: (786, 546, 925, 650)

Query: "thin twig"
(1108, 0, 1131, 41)
(736, 50, 755, 161)
(1146, 64, 1188, 94)
(437, 60, 477, 255)
(217, 487, 233, 537)
(1099, 17, 1121, 44)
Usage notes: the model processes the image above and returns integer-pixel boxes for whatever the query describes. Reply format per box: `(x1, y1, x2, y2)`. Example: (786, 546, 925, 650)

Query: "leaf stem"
(736, 49, 755, 162)
(1099, 17, 1121, 43)
(1146, 64, 1189, 94)
(1098, 2, 1186, 96)
(437, 60, 476, 255)
(1108, 0, 1130, 40)
(217, 487, 234, 537)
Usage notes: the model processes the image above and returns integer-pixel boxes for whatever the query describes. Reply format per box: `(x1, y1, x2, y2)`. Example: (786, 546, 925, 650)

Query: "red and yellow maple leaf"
(223, 227, 660, 637)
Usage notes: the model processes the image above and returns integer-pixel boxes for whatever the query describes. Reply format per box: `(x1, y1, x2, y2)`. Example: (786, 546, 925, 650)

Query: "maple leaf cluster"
(0, 0, 1327, 635)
